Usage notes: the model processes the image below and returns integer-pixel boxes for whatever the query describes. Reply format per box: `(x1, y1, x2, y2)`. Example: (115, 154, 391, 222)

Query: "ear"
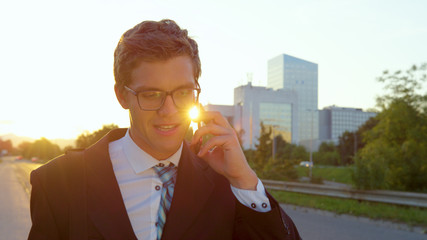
(114, 84, 130, 109)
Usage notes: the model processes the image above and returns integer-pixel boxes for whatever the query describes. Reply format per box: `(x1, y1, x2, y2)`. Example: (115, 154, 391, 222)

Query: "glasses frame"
(124, 85, 201, 111)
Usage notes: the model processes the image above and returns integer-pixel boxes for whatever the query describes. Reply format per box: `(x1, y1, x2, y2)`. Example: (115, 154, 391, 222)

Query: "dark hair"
(114, 19, 201, 89)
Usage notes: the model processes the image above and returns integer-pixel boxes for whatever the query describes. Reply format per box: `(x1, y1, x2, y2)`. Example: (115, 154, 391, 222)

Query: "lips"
(154, 123, 180, 135)
(156, 124, 178, 131)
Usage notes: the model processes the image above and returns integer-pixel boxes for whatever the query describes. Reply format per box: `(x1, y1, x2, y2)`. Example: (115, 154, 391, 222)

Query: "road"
(0, 156, 41, 240)
(281, 204, 426, 240)
(0, 156, 426, 240)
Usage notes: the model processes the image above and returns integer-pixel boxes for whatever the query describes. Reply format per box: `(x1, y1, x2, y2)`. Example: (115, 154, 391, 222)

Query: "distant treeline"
(7, 124, 118, 162)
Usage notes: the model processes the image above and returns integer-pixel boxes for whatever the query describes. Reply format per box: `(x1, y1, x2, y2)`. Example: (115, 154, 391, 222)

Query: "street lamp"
(262, 119, 279, 161)
(306, 109, 318, 180)
(271, 125, 279, 161)
(352, 111, 358, 158)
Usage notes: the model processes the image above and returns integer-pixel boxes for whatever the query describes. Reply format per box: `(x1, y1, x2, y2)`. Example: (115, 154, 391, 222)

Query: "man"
(28, 19, 301, 240)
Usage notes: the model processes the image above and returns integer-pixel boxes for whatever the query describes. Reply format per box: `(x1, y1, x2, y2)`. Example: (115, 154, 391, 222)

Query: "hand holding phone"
(189, 110, 258, 190)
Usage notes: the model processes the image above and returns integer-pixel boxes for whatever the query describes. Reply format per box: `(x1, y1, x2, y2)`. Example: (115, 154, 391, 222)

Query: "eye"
(176, 89, 192, 97)
(141, 91, 163, 99)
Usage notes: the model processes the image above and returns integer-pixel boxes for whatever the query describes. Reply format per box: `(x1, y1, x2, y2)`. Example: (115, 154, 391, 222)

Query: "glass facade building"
(267, 54, 318, 150)
(319, 105, 377, 144)
(233, 83, 298, 149)
(259, 103, 293, 142)
(204, 104, 234, 126)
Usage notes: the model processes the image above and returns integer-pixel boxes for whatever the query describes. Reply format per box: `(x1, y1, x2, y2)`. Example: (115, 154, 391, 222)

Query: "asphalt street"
(282, 204, 426, 240)
(0, 157, 32, 240)
(0, 157, 426, 240)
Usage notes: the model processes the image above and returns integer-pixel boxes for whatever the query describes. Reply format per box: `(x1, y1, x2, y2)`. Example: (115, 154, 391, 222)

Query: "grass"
(269, 189, 427, 227)
(296, 165, 354, 185)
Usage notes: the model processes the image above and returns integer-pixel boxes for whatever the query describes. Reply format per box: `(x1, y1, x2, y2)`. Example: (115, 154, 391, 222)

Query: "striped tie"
(153, 163, 177, 240)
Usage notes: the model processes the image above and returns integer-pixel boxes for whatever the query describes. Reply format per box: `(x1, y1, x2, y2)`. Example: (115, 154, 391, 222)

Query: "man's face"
(116, 56, 196, 160)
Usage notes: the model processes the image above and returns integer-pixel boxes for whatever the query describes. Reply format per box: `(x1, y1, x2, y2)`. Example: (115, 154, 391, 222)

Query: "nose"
(157, 95, 178, 116)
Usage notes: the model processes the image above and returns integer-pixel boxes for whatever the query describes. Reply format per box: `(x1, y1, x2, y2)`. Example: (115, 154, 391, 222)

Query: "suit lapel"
(161, 143, 215, 240)
(85, 129, 137, 240)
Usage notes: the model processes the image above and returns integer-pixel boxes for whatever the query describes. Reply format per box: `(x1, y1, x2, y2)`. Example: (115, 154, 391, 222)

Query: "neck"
(128, 128, 181, 160)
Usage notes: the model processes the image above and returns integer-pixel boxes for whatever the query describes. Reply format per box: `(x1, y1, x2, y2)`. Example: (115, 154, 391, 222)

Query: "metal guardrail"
(262, 179, 427, 208)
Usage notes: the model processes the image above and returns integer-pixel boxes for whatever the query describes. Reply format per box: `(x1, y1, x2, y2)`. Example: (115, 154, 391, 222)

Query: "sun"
(189, 105, 200, 120)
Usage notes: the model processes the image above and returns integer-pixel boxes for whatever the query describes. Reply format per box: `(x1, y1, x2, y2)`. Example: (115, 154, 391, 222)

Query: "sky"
(1, 0, 426, 140)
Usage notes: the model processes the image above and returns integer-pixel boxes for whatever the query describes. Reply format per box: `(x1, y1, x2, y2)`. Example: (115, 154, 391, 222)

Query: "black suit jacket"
(28, 129, 301, 240)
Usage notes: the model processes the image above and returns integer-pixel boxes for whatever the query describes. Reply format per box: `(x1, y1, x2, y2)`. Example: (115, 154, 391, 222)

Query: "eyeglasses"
(124, 86, 201, 111)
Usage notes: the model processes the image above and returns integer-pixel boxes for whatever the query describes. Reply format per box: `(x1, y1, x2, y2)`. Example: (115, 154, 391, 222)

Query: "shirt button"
(158, 163, 165, 167)
(251, 203, 256, 208)
(155, 185, 161, 191)
(262, 203, 268, 208)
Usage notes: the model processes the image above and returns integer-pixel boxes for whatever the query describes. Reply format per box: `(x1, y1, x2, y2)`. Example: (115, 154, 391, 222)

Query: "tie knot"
(153, 163, 177, 187)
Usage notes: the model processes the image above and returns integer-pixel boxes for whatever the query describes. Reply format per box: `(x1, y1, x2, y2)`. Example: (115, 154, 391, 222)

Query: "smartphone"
(190, 104, 204, 155)
(193, 121, 203, 154)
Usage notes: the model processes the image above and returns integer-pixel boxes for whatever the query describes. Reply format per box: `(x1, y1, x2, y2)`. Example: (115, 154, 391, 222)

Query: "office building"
(267, 54, 318, 150)
(204, 104, 234, 125)
(233, 82, 298, 149)
(319, 105, 378, 144)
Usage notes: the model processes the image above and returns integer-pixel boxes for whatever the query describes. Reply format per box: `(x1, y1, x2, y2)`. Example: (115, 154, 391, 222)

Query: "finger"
(191, 124, 231, 145)
(197, 135, 229, 157)
(199, 111, 231, 128)
(191, 124, 229, 146)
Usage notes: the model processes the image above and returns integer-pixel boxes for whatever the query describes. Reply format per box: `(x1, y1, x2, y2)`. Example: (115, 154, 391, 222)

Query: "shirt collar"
(122, 129, 182, 174)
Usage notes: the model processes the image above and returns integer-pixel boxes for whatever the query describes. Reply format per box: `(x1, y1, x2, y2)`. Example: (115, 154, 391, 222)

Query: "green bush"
(353, 64, 427, 192)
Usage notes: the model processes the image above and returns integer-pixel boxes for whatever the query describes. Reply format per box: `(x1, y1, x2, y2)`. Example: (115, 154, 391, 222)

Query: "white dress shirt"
(109, 130, 271, 240)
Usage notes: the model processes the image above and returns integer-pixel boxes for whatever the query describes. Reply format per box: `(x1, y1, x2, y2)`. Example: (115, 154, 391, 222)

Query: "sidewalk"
(0, 159, 31, 240)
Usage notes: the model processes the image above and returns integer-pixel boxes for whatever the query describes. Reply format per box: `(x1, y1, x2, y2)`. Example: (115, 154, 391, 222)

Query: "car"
(31, 157, 39, 162)
(299, 161, 313, 167)
(15, 156, 23, 161)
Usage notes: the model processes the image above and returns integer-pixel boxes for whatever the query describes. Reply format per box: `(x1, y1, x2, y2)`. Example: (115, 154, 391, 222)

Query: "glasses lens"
(173, 88, 198, 109)
(138, 91, 165, 110)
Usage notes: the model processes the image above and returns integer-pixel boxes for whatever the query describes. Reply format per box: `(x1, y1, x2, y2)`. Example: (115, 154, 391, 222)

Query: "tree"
(18, 141, 32, 158)
(251, 122, 272, 176)
(353, 63, 427, 191)
(76, 124, 119, 148)
(254, 131, 303, 181)
(338, 116, 379, 165)
(0, 138, 13, 154)
(313, 142, 340, 166)
(62, 145, 74, 153)
(318, 141, 336, 152)
(338, 131, 355, 165)
(246, 122, 307, 181)
(245, 122, 306, 181)
(275, 138, 308, 164)
(18, 138, 62, 162)
(267, 135, 301, 181)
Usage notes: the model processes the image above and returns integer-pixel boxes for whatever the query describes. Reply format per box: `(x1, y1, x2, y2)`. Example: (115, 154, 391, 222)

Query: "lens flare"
(189, 105, 200, 134)
(190, 121, 198, 134)
(189, 106, 199, 120)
